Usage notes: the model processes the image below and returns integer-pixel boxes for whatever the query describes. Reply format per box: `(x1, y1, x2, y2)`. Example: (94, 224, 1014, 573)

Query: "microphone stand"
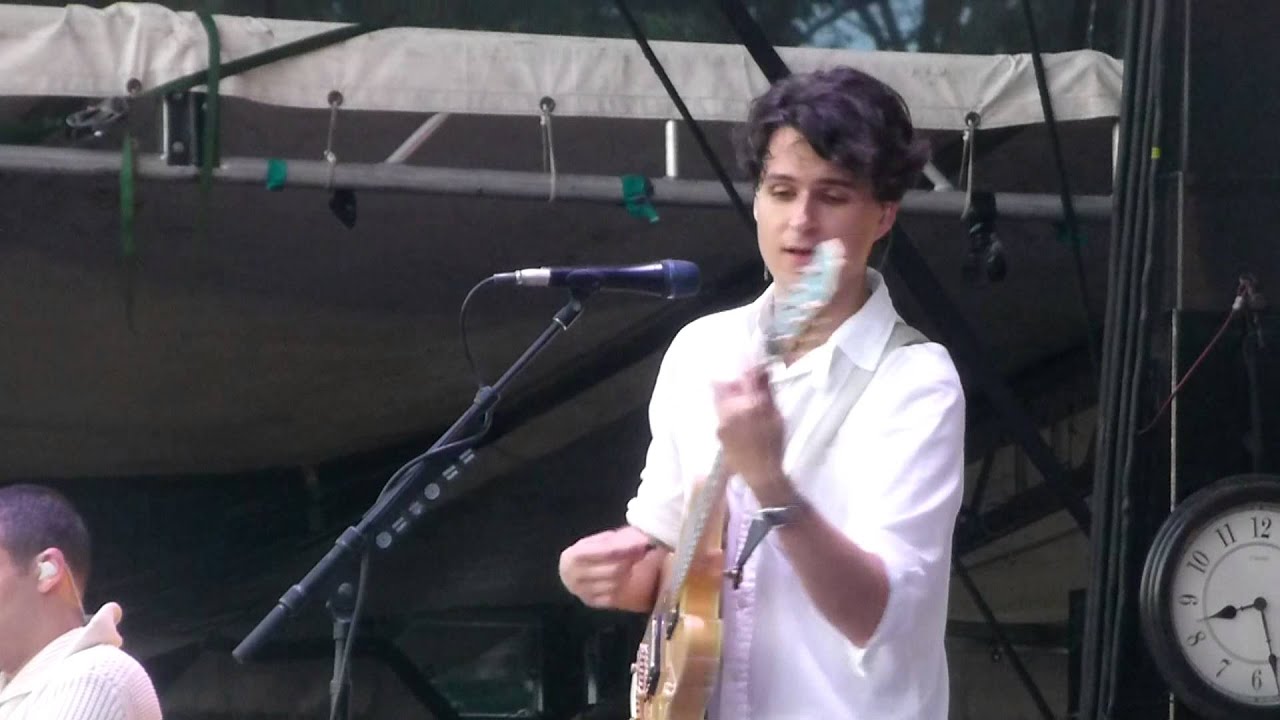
(233, 289, 593, 665)
(327, 582, 355, 720)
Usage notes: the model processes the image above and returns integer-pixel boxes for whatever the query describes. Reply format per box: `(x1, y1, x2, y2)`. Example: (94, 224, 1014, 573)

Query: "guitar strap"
(727, 321, 927, 587)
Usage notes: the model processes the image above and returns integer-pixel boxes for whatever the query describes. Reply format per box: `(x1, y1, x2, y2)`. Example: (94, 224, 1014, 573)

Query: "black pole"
(954, 559, 1058, 720)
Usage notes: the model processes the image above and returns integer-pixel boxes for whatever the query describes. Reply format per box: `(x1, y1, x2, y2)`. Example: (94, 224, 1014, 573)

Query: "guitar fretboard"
(656, 240, 841, 607)
(664, 450, 730, 601)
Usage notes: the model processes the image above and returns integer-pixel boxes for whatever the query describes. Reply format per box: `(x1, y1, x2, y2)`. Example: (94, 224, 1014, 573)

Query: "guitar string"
(661, 249, 838, 605)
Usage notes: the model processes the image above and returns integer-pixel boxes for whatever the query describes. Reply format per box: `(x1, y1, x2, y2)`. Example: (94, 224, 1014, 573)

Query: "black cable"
(330, 275, 505, 714)
(1243, 326, 1265, 473)
(375, 417, 491, 502)
(1078, 0, 1153, 715)
(1105, 14, 1164, 706)
(1019, 0, 1101, 380)
(712, 0, 790, 82)
(1100, 5, 1156, 712)
(330, 550, 370, 720)
(459, 276, 496, 388)
(612, 0, 754, 227)
(370, 275, 503, 503)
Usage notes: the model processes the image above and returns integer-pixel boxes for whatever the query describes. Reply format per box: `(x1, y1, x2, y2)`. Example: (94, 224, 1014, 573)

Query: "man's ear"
(876, 202, 900, 239)
(33, 549, 66, 593)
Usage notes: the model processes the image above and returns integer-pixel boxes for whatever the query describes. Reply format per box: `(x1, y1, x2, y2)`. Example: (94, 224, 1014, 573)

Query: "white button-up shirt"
(626, 269, 965, 720)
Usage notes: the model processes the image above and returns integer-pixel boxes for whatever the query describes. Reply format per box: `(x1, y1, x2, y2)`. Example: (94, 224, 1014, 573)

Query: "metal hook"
(324, 91, 344, 190)
(65, 97, 130, 140)
(539, 96, 557, 202)
(960, 112, 982, 216)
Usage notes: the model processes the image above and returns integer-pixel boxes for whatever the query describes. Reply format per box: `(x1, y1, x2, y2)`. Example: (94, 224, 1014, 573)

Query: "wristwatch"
(754, 499, 809, 528)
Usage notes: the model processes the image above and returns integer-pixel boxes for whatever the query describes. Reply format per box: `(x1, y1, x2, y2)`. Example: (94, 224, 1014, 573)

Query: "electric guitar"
(629, 239, 846, 720)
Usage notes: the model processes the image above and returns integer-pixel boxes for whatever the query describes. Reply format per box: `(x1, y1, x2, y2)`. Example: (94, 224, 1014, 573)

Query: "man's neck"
(4, 609, 83, 681)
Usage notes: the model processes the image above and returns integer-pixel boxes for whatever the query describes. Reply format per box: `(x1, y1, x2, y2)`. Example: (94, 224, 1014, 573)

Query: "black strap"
(612, 0, 753, 226)
(712, 0, 791, 83)
(727, 516, 773, 589)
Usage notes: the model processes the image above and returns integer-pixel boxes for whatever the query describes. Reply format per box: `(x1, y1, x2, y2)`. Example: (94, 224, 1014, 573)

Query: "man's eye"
(768, 187, 795, 198)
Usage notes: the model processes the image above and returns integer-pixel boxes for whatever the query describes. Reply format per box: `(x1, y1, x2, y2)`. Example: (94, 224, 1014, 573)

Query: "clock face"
(1167, 501, 1280, 707)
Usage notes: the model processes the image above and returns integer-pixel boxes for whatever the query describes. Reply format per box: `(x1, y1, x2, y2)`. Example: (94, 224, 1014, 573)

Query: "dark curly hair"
(738, 66, 930, 203)
(0, 484, 91, 585)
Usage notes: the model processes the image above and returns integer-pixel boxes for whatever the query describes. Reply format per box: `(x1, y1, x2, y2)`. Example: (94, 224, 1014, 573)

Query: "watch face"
(1167, 501, 1280, 706)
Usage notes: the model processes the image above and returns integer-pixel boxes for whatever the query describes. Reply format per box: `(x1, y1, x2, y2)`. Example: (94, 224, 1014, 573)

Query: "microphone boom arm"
(233, 289, 592, 663)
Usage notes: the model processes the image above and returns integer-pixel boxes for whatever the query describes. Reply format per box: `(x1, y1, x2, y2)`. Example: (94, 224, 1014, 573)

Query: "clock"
(1140, 473, 1280, 719)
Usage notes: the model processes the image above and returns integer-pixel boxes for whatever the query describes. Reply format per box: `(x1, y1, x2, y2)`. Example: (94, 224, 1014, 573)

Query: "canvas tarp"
(0, 2, 1123, 130)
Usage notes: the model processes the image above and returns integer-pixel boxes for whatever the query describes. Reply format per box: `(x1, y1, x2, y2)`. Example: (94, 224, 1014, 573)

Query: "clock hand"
(1201, 603, 1245, 621)
(1253, 598, 1280, 693)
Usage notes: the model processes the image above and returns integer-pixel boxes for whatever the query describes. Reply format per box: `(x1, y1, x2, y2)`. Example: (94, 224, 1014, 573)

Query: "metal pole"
(954, 558, 1059, 720)
(385, 113, 451, 164)
(664, 119, 679, 178)
(0, 145, 1113, 221)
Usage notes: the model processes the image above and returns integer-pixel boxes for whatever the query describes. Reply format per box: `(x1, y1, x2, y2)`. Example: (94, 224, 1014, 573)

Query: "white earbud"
(37, 560, 57, 581)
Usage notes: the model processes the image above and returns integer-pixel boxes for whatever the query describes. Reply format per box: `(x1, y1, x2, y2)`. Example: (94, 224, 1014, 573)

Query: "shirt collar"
(0, 603, 124, 703)
(750, 268, 902, 391)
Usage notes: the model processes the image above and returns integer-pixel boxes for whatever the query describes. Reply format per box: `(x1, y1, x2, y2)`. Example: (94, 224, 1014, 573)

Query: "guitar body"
(630, 486, 725, 720)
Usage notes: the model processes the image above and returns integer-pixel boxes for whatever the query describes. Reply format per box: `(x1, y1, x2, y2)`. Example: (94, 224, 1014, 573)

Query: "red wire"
(1137, 294, 1245, 436)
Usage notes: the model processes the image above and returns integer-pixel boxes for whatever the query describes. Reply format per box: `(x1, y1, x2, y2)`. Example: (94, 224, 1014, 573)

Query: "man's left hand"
(711, 364, 798, 506)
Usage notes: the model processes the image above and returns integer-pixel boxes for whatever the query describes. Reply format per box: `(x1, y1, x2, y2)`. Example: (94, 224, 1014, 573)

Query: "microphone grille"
(663, 259, 701, 299)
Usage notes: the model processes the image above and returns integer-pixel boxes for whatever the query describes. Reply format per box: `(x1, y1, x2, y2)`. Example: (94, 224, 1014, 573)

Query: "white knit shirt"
(0, 603, 162, 720)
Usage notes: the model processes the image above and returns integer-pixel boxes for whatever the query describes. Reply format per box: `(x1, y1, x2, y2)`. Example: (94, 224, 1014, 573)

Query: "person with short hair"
(558, 66, 964, 718)
(0, 484, 163, 720)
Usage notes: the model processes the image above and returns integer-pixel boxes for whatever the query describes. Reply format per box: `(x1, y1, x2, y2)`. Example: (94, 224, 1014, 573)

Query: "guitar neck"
(656, 243, 841, 605)
(663, 450, 731, 601)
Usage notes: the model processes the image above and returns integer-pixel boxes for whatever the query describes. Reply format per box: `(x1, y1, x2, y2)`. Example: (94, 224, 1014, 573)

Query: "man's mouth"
(783, 247, 815, 260)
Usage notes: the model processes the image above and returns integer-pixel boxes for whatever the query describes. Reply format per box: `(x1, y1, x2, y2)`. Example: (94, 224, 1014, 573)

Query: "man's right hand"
(558, 525, 664, 611)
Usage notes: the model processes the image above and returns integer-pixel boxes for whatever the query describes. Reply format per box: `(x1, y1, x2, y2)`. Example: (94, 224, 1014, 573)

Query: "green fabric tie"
(120, 135, 139, 329)
(193, 10, 222, 243)
(196, 10, 222, 190)
(1055, 220, 1085, 247)
(622, 174, 659, 223)
(265, 159, 288, 190)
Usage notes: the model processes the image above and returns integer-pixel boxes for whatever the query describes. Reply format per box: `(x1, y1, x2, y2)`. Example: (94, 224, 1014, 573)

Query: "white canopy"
(0, 2, 1120, 480)
(0, 2, 1123, 130)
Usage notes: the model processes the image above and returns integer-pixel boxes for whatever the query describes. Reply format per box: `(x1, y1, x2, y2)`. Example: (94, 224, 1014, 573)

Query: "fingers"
(713, 366, 772, 404)
(575, 531, 653, 563)
(579, 579, 630, 609)
(558, 528, 657, 607)
(711, 377, 739, 405)
(576, 559, 641, 584)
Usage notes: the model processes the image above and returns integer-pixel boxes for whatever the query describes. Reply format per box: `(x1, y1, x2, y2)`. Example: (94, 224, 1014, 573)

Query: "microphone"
(491, 259, 700, 299)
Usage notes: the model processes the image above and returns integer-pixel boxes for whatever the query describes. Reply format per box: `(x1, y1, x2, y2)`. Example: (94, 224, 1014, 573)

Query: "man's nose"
(787, 195, 817, 230)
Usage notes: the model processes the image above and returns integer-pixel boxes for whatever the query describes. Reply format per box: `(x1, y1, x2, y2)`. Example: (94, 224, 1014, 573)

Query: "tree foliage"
(23, 0, 1122, 55)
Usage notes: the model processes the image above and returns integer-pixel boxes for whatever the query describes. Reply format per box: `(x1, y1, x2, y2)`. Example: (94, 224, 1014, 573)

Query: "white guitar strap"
(727, 321, 927, 587)
(795, 321, 927, 469)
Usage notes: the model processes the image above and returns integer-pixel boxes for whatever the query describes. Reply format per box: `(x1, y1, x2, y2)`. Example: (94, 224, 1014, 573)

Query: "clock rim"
(1139, 473, 1280, 720)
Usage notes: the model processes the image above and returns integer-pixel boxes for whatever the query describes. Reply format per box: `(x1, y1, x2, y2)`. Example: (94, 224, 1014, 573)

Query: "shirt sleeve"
(839, 343, 966, 673)
(624, 328, 693, 549)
